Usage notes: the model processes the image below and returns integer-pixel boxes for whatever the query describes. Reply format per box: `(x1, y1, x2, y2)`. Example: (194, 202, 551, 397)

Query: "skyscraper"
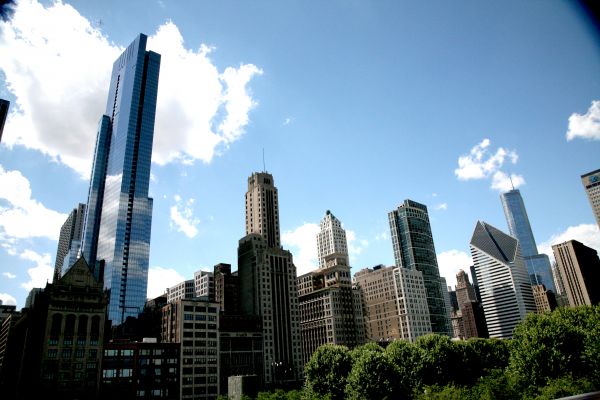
(316, 210, 349, 268)
(238, 172, 302, 387)
(581, 168, 600, 229)
(388, 199, 451, 336)
(500, 189, 555, 293)
(552, 240, 600, 307)
(297, 211, 361, 364)
(81, 34, 161, 325)
(53, 203, 86, 282)
(470, 221, 536, 339)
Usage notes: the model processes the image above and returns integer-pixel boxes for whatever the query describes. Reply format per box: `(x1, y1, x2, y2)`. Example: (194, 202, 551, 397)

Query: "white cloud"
(347, 230, 368, 258)
(19, 249, 53, 291)
(538, 224, 600, 261)
(434, 203, 448, 211)
(0, 293, 17, 306)
(0, 165, 67, 241)
(0, 1, 262, 177)
(566, 100, 600, 141)
(455, 138, 524, 192)
(282, 222, 319, 276)
(436, 249, 472, 289)
(147, 266, 185, 299)
(375, 231, 388, 241)
(283, 117, 293, 126)
(490, 171, 526, 192)
(3, 272, 16, 279)
(169, 196, 199, 238)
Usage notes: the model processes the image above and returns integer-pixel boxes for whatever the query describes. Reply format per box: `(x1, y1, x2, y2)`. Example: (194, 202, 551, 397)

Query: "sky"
(1, 0, 599, 309)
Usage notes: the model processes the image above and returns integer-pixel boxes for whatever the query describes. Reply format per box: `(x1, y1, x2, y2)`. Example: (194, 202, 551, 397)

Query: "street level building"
(388, 199, 451, 336)
(552, 240, 600, 307)
(470, 221, 536, 339)
(81, 34, 160, 325)
(100, 340, 180, 399)
(353, 265, 431, 343)
(161, 298, 220, 399)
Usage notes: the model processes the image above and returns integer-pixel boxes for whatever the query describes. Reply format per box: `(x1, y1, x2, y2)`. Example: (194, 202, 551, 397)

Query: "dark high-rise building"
(552, 240, 600, 307)
(238, 172, 302, 388)
(0, 99, 8, 142)
(388, 199, 451, 336)
(213, 263, 240, 315)
(54, 203, 86, 281)
(81, 34, 161, 325)
(500, 189, 555, 293)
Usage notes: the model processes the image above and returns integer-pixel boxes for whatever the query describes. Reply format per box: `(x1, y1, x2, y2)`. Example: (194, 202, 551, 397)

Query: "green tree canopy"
(304, 344, 351, 400)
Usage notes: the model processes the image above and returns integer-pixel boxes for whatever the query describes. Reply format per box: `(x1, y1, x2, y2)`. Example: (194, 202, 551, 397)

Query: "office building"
(453, 269, 487, 339)
(501, 189, 555, 293)
(238, 172, 302, 387)
(552, 240, 600, 306)
(194, 270, 215, 299)
(167, 280, 195, 303)
(532, 284, 556, 313)
(316, 210, 349, 268)
(81, 34, 161, 325)
(219, 315, 263, 395)
(213, 264, 240, 315)
(353, 265, 431, 343)
(582, 169, 600, 229)
(298, 211, 361, 363)
(388, 199, 451, 336)
(54, 203, 86, 281)
(100, 340, 180, 399)
(455, 270, 477, 307)
(0, 99, 8, 142)
(161, 298, 220, 399)
(470, 221, 536, 339)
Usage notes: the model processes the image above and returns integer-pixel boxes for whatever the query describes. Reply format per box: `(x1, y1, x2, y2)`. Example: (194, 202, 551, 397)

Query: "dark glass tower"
(388, 199, 452, 336)
(81, 34, 160, 325)
(500, 189, 555, 292)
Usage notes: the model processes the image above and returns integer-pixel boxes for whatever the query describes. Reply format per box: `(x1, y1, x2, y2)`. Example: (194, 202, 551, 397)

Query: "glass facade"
(500, 190, 555, 292)
(388, 199, 451, 336)
(83, 34, 160, 325)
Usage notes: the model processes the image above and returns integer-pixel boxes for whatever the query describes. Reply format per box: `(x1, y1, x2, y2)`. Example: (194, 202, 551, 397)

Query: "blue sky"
(1, 0, 599, 308)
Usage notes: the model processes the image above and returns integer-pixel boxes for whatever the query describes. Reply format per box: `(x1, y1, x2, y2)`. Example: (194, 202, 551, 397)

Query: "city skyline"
(1, 1, 600, 309)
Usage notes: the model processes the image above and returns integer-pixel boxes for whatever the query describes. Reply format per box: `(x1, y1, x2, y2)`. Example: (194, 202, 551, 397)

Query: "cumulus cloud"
(282, 222, 320, 276)
(169, 196, 199, 238)
(0, 0, 262, 177)
(436, 249, 473, 289)
(0, 293, 17, 306)
(566, 100, 600, 141)
(19, 249, 53, 291)
(434, 203, 448, 211)
(0, 165, 67, 241)
(3, 272, 16, 279)
(538, 224, 600, 261)
(147, 266, 185, 299)
(346, 230, 368, 259)
(455, 138, 524, 192)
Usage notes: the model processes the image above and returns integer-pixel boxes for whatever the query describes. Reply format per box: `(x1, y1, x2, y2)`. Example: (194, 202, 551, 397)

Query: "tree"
(414, 334, 460, 387)
(345, 350, 406, 400)
(508, 309, 588, 392)
(304, 345, 351, 400)
(385, 339, 424, 391)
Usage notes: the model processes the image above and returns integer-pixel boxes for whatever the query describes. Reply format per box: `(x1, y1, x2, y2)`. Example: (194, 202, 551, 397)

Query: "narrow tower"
(388, 199, 451, 336)
(81, 34, 161, 325)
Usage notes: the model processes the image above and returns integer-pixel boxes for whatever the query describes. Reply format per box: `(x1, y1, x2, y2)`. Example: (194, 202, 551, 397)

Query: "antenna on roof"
(509, 174, 515, 190)
(262, 148, 266, 172)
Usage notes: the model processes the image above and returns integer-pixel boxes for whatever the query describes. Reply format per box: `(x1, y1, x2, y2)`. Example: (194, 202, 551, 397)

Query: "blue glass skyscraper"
(501, 189, 555, 293)
(81, 34, 160, 325)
